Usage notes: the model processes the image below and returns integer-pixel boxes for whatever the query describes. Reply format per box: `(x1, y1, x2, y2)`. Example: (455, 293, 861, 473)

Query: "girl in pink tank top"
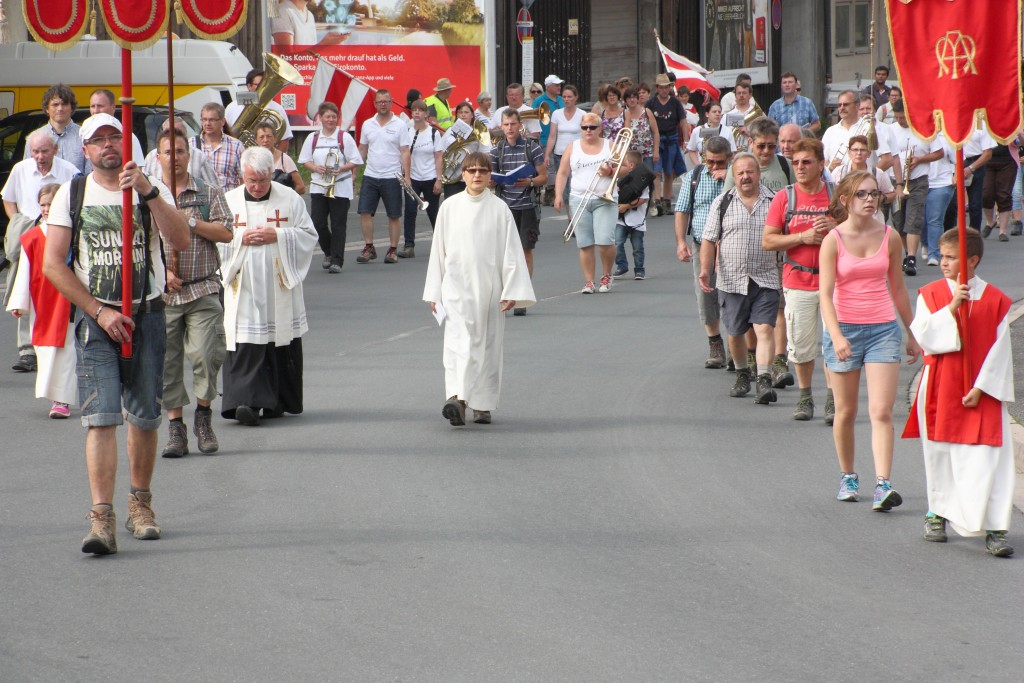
(819, 171, 920, 512)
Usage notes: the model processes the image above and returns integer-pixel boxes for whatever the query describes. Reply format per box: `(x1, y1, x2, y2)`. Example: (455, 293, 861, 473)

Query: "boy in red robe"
(903, 228, 1015, 557)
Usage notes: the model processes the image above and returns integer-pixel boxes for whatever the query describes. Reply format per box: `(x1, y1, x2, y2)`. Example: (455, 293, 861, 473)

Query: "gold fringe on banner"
(267, 0, 279, 19)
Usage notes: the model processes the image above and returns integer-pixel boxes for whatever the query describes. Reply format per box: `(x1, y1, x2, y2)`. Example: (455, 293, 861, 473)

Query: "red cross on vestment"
(266, 210, 288, 227)
(234, 213, 247, 229)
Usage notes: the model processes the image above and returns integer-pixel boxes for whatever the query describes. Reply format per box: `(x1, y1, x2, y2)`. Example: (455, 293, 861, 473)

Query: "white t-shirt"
(225, 100, 294, 141)
(568, 139, 614, 199)
(48, 175, 174, 304)
(360, 115, 412, 178)
(549, 107, 584, 155)
(492, 104, 542, 136)
(927, 135, 954, 188)
(963, 123, 997, 158)
(685, 124, 737, 154)
(1, 157, 79, 219)
(271, 3, 317, 45)
(888, 125, 935, 181)
(406, 123, 444, 181)
(298, 128, 364, 199)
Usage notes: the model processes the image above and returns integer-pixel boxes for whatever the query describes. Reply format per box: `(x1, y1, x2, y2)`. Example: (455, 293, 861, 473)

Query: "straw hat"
(433, 78, 456, 92)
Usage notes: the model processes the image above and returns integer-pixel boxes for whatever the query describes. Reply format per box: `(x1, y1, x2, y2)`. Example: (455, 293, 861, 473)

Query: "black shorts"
(510, 208, 540, 250)
(718, 280, 780, 336)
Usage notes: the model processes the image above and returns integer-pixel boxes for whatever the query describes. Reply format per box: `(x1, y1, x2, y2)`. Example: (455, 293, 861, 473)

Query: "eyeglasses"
(791, 159, 817, 167)
(464, 168, 490, 175)
(530, 90, 542, 94)
(580, 125, 600, 131)
(201, 117, 223, 124)
(849, 147, 870, 154)
(837, 101, 854, 108)
(854, 190, 882, 200)
(375, 100, 392, 105)
(86, 134, 123, 146)
(704, 159, 728, 167)
(754, 143, 777, 150)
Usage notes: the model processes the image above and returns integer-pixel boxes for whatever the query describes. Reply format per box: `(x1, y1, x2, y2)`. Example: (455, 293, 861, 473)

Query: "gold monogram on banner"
(935, 30, 977, 80)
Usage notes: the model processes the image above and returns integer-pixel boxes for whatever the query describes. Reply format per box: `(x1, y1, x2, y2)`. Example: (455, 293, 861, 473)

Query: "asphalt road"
(1, 204, 1022, 681)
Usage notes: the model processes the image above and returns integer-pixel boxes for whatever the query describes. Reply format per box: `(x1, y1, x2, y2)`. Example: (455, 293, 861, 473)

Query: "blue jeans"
(614, 223, 645, 274)
(926, 185, 955, 261)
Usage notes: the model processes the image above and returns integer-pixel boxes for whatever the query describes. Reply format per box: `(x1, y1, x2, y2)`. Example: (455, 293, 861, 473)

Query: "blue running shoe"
(872, 479, 903, 511)
(837, 473, 859, 502)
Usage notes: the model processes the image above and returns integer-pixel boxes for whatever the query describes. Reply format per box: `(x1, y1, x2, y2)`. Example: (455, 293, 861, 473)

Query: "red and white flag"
(656, 39, 720, 104)
(306, 58, 378, 143)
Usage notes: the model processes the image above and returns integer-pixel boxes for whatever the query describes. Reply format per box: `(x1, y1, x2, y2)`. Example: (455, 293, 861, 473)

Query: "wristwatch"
(187, 216, 197, 232)
(140, 186, 160, 202)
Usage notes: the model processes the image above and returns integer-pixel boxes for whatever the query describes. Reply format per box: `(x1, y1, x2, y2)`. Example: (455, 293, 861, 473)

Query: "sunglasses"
(530, 89, 542, 94)
(464, 168, 490, 175)
(791, 159, 817, 167)
(854, 190, 881, 200)
(754, 143, 777, 150)
(581, 125, 600, 131)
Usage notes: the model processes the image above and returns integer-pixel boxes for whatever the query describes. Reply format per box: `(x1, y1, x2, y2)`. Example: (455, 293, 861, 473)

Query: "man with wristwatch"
(42, 113, 190, 556)
(156, 129, 234, 459)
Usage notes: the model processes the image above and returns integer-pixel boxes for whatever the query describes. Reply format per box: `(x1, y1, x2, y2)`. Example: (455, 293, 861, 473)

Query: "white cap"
(543, 74, 563, 86)
(80, 113, 122, 141)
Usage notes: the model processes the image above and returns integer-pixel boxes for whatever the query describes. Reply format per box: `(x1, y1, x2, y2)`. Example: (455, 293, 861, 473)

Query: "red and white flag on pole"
(306, 57, 378, 143)
(655, 39, 720, 104)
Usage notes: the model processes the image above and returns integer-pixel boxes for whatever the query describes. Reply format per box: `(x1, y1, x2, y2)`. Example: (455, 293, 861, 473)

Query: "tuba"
(232, 53, 304, 147)
(441, 120, 490, 184)
(732, 102, 765, 153)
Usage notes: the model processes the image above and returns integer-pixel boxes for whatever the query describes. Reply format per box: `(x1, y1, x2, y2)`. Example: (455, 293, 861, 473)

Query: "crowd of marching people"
(0, 63, 1016, 559)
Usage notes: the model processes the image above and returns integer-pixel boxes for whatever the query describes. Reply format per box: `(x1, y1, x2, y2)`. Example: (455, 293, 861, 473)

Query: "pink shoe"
(49, 402, 70, 419)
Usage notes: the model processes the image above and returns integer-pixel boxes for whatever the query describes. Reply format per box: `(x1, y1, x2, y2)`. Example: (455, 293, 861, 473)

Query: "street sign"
(516, 8, 533, 46)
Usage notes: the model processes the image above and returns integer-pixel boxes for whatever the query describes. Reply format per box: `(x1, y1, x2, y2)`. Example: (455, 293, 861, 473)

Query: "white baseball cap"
(80, 113, 122, 141)
(543, 75, 564, 86)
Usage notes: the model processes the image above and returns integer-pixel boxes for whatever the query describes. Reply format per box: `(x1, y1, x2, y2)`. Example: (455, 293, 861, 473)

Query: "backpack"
(780, 181, 835, 275)
(616, 164, 656, 206)
(684, 164, 705, 234)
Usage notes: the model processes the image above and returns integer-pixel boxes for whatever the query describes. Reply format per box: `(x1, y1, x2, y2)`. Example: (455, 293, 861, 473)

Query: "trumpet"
(563, 128, 634, 242)
(892, 146, 913, 213)
(397, 172, 428, 211)
(519, 102, 551, 126)
(311, 149, 347, 198)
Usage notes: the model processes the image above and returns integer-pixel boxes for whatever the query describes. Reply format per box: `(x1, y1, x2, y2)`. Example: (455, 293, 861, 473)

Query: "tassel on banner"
(268, 0, 280, 19)
(174, 0, 183, 24)
(90, 6, 98, 38)
(0, 1, 10, 46)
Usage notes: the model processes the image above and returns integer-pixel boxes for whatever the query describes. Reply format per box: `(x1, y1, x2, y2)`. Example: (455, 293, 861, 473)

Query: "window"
(835, 1, 872, 55)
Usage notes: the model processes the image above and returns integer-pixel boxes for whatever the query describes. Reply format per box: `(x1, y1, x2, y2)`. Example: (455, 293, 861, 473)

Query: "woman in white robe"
(423, 152, 536, 426)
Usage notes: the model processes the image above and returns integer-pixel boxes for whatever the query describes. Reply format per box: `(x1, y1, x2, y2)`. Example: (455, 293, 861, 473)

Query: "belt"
(784, 255, 819, 275)
(134, 298, 165, 314)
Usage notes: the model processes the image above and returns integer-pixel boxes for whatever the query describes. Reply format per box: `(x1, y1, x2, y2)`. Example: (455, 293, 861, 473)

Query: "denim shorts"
(822, 319, 902, 372)
(654, 136, 686, 176)
(76, 308, 166, 430)
(357, 175, 403, 218)
(569, 194, 617, 247)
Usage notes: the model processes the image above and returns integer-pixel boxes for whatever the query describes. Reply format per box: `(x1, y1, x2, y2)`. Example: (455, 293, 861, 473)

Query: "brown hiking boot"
(162, 420, 189, 458)
(384, 246, 399, 264)
(194, 410, 219, 454)
(355, 244, 377, 263)
(82, 506, 118, 555)
(705, 337, 726, 369)
(126, 492, 161, 540)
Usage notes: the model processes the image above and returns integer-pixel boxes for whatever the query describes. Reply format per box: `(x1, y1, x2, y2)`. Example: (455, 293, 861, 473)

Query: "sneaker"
(634, 271, 645, 280)
(792, 394, 814, 421)
(982, 224, 994, 238)
(321, 254, 331, 270)
(923, 514, 948, 543)
(598, 274, 612, 292)
(472, 409, 491, 424)
(770, 356, 794, 388)
(902, 255, 917, 276)
(328, 260, 342, 274)
(235, 404, 261, 426)
(581, 281, 596, 294)
(384, 246, 399, 263)
(836, 473, 859, 502)
(927, 257, 939, 266)
(81, 507, 117, 555)
(612, 266, 629, 278)
(872, 479, 903, 511)
(1011, 220, 1023, 236)
(998, 232, 1010, 242)
(729, 368, 752, 397)
(162, 421, 189, 458)
(11, 354, 36, 372)
(49, 401, 70, 419)
(824, 394, 836, 426)
(442, 396, 466, 426)
(194, 410, 219, 454)
(985, 531, 1015, 557)
(126, 491, 161, 540)
(513, 308, 527, 316)
(397, 244, 415, 258)
(705, 337, 726, 369)
(355, 244, 377, 263)
(648, 205, 660, 218)
(754, 373, 778, 404)
(920, 246, 928, 260)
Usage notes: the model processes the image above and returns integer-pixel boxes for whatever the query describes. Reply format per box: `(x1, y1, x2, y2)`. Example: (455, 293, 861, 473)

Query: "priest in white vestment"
(423, 152, 536, 426)
(220, 147, 318, 426)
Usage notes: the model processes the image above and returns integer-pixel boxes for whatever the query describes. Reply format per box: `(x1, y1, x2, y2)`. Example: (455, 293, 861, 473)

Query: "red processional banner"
(886, 0, 1023, 146)
(97, 0, 170, 50)
(23, 0, 91, 50)
(178, 0, 248, 40)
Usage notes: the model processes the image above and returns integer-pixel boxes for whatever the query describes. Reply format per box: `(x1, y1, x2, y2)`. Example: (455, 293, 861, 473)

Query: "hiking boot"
(824, 394, 836, 426)
(998, 232, 1009, 242)
(902, 255, 917, 276)
(384, 246, 399, 263)
(872, 479, 903, 512)
(923, 514, 948, 543)
(82, 507, 117, 555)
(837, 473, 859, 502)
(792, 394, 814, 421)
(397, 244, 415, 258)
(754, 373, 777, 404)
(126, 491, 161, 540)
(598, 274, 612, 292)
(442, 396, 466, 426)
(985, 531, 1014, 557)
(1011, 220, 1023, 236)
(770, 356, 794, 388)
(705, 337, 726, 369)
(194, 410, 219, 454)
(472, 409, 491, 424)
(729, 368, 752, 397)
(726, 358, 735, 372)
(161, 421, 189, 458)
(746, 350, 756, 369)
(356, 244, 377, 263)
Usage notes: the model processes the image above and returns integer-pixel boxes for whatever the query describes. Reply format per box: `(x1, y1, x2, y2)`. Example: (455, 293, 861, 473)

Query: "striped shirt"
(675, 165, 725, 242)
(490, 135, 545, 211)
(162, 175, 232, 306)
(702, 185, 780, 294)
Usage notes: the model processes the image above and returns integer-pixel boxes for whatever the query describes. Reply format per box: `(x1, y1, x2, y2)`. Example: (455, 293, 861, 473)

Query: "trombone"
(563, 128, 634, 242)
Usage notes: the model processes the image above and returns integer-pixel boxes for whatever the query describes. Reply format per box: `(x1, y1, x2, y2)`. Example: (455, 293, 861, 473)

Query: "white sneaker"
(581, 281, 596, 294)
(920, 247, 928, 259)
(598, 275, 612, 293)
(927, 257, 939, 266)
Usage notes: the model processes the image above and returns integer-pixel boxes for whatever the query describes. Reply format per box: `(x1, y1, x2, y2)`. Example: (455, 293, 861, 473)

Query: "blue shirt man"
(531, 75, 565, 148)
(767, 73, 821, 133)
